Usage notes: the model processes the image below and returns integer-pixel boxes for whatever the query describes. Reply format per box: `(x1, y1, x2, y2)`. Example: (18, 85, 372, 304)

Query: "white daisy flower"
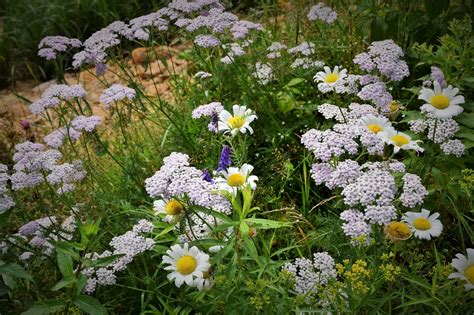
(218, 105, 257, 136)
(448, 248, 474, 291)
(379, 129, 424, 153)
(314, 66, 348, 93)
(162, 243, 211, 288)
(419, 81, 464, 118)
(154, 198, 185, 224)
(215, 164, 258, 196)
(360, 115, 395, 135)
(402, 209, 443, 240)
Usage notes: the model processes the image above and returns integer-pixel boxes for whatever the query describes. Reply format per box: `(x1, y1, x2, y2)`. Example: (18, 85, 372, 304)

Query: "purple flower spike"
(216, 145, 232, 173)
(202, 169, 214, 183)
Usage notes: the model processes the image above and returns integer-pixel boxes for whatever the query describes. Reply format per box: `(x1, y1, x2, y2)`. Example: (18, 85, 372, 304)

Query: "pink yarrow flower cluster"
(83, 220, 155, 294)
(38, 36, 82, 60)
(307, 2, 337, 24)
(100, 84, 136, 108)
(353, 39, 409, 82)
(29, 84, 86, 115)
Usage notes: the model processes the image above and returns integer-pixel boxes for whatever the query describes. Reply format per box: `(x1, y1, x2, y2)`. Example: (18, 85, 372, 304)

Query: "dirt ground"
(0, 45, 189, 129)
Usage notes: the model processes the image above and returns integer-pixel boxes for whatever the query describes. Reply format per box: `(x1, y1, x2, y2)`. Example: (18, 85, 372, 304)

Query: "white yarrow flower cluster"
(266, 41, 287, 59)
(83, 220, 155, 294)
(253, 62, 273, 85)
(283, 252, 337, 296)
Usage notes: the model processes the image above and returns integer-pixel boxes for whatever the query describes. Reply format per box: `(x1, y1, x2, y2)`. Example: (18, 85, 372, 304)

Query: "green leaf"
(73, 295, 107, 315)
(242, 235, 258, 260)
(57, 251, 73, 277)
(22, 300, 66, 315)
(245, 218, 292, 229)
(402, 86, 421, 95)
(240, 221, 249, 236)
(276, 92, 295, 113)
(424, 0, 450, 18)
(455, 112, 474, 128)
(85, 254, 124, 268)
(286, 77, 305, 87)
(400, 110, 422, 122)
(211, 236, 235, 264)
(76, 273, 87, 295)
(51, 275, 74, 291)
(395, 297, 434, 308)
(0, 282, 10, 296)
(157, 225, 175, 237)
(54, 242, 80, 260)
(457, 131, 474, 142)
(2, 273, 16, 290)
(0, 263, 33, 281)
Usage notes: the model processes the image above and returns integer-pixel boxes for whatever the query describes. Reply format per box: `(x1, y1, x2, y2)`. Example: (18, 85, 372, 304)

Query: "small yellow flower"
(380, 263, 401, 282)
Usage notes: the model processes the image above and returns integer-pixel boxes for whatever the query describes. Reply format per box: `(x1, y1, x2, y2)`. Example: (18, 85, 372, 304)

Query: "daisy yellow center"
(391, 134, 409, 147)
(228, 116, 245, 129)
(413, 217, 431, 230)
(465, 265, 474, 284)
(367, 124, 382, 134)
(430, 95, 450, 109)
(176, 255, 197, 275)
(165, 200, 184, 215)
(324, 73, 339, 83)
(385, 221, 411, 240)
(227, 173, 245, 187)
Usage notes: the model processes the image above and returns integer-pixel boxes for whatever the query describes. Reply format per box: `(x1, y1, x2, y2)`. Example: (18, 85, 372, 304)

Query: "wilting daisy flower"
(402, 209, 443, 240)
(384, 221, 412, 242)
(379, 129, 424, 153)
(448, 248, 474, 291)
(360, 115, 395, 135)
(418, 81, 464, 118)
(218, 105, 257, 136)
(314, 66, 348, 93)
(215, 164, 258, 196)
(162, 243, 211, 288)
(192, 267, 214, 291)
(154, 198, 185, 224)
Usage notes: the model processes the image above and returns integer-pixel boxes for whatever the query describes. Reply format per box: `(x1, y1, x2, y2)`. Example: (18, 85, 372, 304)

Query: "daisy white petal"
(448, 248, 474, 291)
